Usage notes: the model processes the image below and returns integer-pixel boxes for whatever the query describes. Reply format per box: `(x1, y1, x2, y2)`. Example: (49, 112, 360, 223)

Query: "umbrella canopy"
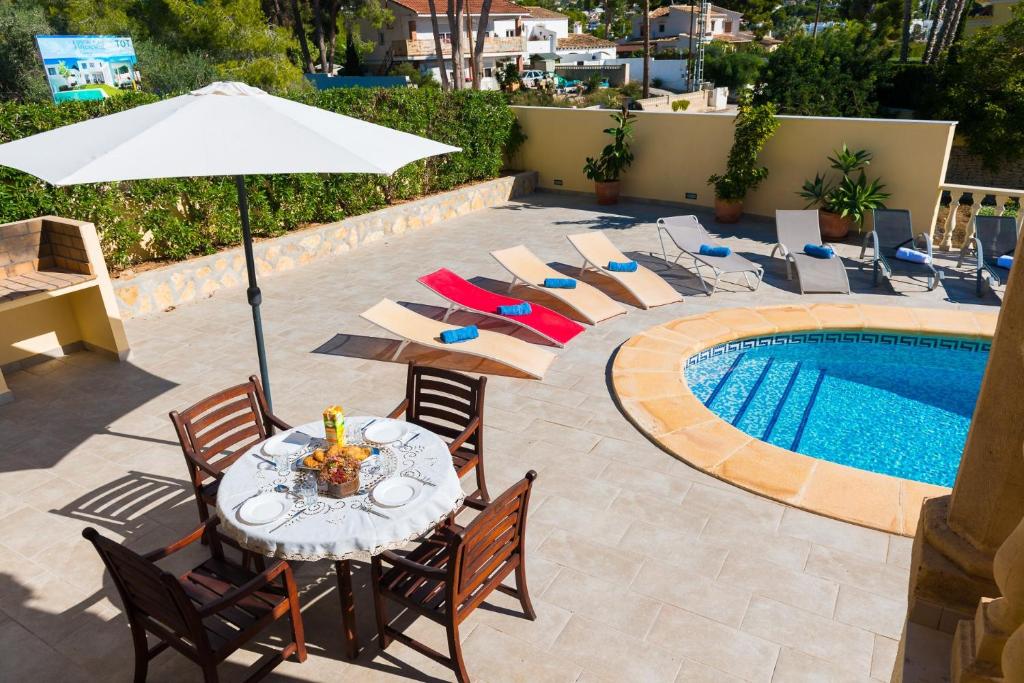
(0, 82, 461, 405)
(0, 81, 460, 185)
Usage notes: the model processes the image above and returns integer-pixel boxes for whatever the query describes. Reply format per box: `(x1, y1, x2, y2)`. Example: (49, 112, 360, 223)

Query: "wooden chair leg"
(130, 622, 149, 683)
(447, 621, 470, 683)
(371, 557, 391, 650)
(474, 459, 491, 505)
(515, 561, 536, 621)
(194, 494, 211, 545)
(201, 663, 219, 683)
(284, 568, 308, 663)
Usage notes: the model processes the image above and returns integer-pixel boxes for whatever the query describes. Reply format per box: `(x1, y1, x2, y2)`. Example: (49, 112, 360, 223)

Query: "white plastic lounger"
(656, 215, 764, 294)
(772, 210, 851, 294)
(360, 298, 557, 379)
(490, 245, 627, 324)
(566, 231, 683, 309)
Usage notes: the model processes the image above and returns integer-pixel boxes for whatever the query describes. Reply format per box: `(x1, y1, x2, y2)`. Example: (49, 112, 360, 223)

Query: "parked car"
(520, 70, 546, 88)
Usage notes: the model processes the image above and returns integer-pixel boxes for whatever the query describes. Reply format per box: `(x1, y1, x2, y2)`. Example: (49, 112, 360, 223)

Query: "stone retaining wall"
(945, 146, 1024, 191)
(113, 172, 537, 318)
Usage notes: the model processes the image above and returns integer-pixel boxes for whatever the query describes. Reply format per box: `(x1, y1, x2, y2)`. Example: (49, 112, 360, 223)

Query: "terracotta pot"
(819, 211, 854, 240)
(325, 475, 359, 498)
(595, 180, 621, 205)
(714, 197, 743, 223)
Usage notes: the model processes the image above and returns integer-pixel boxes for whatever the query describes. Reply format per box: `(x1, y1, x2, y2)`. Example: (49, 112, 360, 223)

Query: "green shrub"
(671, 99, 690, 112)
(0, 88, 519, 270)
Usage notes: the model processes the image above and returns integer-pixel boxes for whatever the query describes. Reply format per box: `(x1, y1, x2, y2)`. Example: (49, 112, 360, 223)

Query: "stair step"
(732, 358, 776, 427)
(733, 360, 801, 439)
(702, 352, 746, 408)
(764, 367, 821, 449)
(763, 361, 804, 441)
(709, 356, 772, 423)
(791, 369, 828, 451)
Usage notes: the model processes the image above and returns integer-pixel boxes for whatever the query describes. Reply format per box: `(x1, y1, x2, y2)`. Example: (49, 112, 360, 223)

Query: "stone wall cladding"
(945, 146, 1024, 190)
(113, 172, 537, 318)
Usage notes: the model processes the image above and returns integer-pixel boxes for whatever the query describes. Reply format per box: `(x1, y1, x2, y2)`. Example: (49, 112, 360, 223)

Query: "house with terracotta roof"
(521, 6, 618, 63)
(621, 3, 780, 54)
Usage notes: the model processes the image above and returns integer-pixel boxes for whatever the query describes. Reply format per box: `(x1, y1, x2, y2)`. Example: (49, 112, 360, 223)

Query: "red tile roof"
(522, 5, 569, 19)
(556, 33, 617, 49)
(391, 0, 528, 15)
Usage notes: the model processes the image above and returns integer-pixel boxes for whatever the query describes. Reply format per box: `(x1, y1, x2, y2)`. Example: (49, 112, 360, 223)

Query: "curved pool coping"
(610, 303, 998, 536)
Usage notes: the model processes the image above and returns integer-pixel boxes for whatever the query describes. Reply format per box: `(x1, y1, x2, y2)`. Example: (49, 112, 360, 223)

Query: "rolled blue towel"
(607, 260, 638, 272)
(895, 247, 929, 264)
(497, 302, 532, 316)
(440, 325, 479, 344)
(543, 277, 577, 289)
(699, 244, 731, 258)
(997, 254, 1014, 269)
(803, 243, 835, 259)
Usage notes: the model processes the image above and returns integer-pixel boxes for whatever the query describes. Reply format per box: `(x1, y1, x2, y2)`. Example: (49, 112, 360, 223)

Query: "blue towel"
(803, 244, 835, 259)
(440, 325, 479, 344)
(997, 255, 1014, 269)
(497, 302, 532, 316)
(895, 247, 929, 264)
(543, 277, 577, 289)
(699, 244, 731, 258)
(607, 260, 638, 272)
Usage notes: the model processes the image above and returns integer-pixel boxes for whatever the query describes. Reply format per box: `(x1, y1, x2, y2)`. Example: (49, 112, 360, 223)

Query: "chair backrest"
(405, 364, 485, 456)
(83, 527, 204, 648)
(658, 215, 707, 252)
(975, 215, 1019, 262)
(451, 471, 537, 606)
(567, 231, 627, 264)
(775, 210, 821, 248)
(871, 209, 914, 250)
(169, 376, 273, 489)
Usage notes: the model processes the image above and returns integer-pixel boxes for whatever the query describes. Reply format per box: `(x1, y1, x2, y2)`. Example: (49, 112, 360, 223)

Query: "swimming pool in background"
(684, 331, 990, 487)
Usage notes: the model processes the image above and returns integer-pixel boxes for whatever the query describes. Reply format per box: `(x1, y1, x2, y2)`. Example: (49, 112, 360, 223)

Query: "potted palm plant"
(583, 109, 636, 205)
(799, 145, 890, 240)
(707, 93, 779, 223)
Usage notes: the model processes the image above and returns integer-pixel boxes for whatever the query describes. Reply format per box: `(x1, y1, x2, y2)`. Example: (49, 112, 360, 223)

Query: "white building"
(621, 3, 779, 55)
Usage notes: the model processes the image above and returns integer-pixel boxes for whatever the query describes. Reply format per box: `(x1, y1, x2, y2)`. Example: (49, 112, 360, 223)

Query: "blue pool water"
(684, 332, 990, 487)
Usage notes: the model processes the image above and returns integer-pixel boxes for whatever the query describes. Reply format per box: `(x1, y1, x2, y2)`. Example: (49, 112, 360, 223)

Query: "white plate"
(262, 431, 311, 458)
(363, 421, 406, 444)
(370, 477, 423, 507)
(238, 493, 291, 525)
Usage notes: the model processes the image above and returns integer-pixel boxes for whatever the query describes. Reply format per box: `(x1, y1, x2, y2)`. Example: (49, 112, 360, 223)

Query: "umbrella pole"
(235, 174, 273, 409)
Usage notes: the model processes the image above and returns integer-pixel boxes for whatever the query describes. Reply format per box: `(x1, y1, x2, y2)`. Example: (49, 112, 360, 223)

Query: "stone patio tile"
(610, 370, 682, 400)
(536, 529, 643, 585)
(797, 462, 902, 533)
(628, 394, 713, 436)
(870, 635, 899, 681)
(770, 647, 875, 682)
(589, 435, 683, 474)
(608, 491, 708, 531)
(541, 567, 663, 637)
(717, 552, 840, 617)
(531, 495, 631, 543)
(461, 625, 582, 682)
(655, 419, 752, 470)
(631, 557, 751, 628)
(807, 303, 867, 329)
(683, 481, 787, 532)
(706, 306, 780, 335)
(0, 618, 94, 683)
(857, 304, 923, 332)
(617, 519, 727, 577)
(755, 305, 821, 333)
(779, 507, 890, 563)
(598, 460, 693, 500)
(711, 440, 818, 505)
(550, 614, 683, 683)
(804, 545, 909, 598)
(648, 604, 780, 682)
(530, 470, 621, 509)
(675, 659, 747, 682)
(899, 480, 950, 535)
(524, 419, 602, 453)
(886, 535, 914, 570)
(835, 585, 908, 640)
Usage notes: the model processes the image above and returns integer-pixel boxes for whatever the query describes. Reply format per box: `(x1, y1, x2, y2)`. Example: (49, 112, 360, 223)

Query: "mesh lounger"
(860, 209, 939, 291)
(771, 210, 851, 294)
(360, 298, 557, 379)
(417, 267, 585, 347)
(957, 215, 1019, 296)
(655, 215, 764, 294)
(566, 231, 683, 309)
(490, 245, 627, 325)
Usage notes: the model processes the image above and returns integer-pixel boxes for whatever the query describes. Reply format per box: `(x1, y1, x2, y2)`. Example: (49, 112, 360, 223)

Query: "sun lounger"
(566, 231, 683, 309)
(417, 268, 585, 346)
(958, 214, 1019, 296)
(489, 245, 627, 324)
(360, 299, 557, 379)
(772, 210, 851, 294)
(861, 209, 939, 290)
(655, 215, 764, 294)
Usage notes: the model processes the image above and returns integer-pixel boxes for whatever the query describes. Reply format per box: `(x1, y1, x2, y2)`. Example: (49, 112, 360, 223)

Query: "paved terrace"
(0, 193, 996, 682)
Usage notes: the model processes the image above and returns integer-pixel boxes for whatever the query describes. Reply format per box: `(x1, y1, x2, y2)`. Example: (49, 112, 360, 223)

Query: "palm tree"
(900, 0, 912, 61)
(427, 0, 450, 89)
(642, 0, 650, 98)
(471, 0, 494, 90)
(445, 0, 466, 88)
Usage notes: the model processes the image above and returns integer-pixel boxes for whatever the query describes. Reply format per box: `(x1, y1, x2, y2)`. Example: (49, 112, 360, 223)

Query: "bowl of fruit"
(302, 445, 372, 498)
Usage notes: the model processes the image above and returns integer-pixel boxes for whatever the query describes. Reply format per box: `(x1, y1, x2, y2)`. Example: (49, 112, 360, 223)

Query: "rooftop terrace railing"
(933, 183, 1024, 251)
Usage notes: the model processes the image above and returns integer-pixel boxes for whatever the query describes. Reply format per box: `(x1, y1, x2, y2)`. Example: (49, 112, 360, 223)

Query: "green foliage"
(0, 0, 54, 103)
(583, 110, 636, 183)
(387, 63, 438, 89)
(937, 4, 1024, 170)
(798, 144, 890, 226)
(671, 99, 690, 112)
(756, 22, 894, 117)
(707, 93, 779, 201)
(134, 39, 218, 96)
(0, 89, 519, 269)
(496, 62, 521, 92)
(703, 41, 767, 93)
(876, 61, 940, 113)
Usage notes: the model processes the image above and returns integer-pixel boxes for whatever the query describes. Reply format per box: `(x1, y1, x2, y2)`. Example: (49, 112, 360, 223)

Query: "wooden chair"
(169, 375, 288, 527)
(389, 363, 491, 504)
(83, 518, 306, 683)
(371, 470, 538, 683)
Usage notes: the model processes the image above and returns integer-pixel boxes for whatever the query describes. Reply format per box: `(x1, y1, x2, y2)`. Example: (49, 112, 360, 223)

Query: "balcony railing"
(392, 36, 526, 58)
(932, 183, 1023, 251)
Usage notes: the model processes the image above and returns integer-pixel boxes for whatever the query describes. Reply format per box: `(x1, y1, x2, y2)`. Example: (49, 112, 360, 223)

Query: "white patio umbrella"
(0, 81, 460, 406)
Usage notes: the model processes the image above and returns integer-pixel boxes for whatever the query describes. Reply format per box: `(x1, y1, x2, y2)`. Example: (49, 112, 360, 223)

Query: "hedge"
(0, 89, 520, 270)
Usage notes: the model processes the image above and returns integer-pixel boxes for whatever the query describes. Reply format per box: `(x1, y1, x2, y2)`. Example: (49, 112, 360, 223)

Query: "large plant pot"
(819, 211, 854, 240)
(714, 197, 743, 223)
(595, 180, 621, 205)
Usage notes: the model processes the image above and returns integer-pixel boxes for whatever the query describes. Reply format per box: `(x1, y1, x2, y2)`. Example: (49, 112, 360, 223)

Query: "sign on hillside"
(35, 35, 140, 103)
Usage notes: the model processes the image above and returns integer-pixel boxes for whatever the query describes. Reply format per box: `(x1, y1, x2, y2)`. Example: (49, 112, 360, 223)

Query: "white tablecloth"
(215, 416, 463, 562)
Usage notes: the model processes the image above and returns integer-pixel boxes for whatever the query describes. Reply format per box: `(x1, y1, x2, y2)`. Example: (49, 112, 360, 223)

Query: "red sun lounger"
(418, 268, 585, 347)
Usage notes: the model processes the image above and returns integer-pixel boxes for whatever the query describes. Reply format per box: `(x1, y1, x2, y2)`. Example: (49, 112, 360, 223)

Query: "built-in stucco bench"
(0, 216, 130, 404)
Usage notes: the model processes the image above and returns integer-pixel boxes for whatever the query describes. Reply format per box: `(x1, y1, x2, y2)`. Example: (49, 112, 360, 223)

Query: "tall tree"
(427, 0, 450, 89)
(641, 0, 650, 98)
(471, 0, 492, 89)
(445, 0, 466, 88)
(310, 0, 329, 71)
(899, 0, 911, 60)
(290, 0, 315, 72)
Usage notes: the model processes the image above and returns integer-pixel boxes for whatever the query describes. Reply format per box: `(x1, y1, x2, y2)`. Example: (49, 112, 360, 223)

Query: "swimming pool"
(684, 331, 990, 487)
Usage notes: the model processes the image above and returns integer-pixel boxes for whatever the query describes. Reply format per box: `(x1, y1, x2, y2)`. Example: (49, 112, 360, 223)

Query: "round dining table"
(215, 415, 463, 659)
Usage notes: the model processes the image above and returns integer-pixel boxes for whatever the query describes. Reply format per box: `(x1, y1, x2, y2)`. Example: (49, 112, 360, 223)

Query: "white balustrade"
(934, 183, 1024, 252)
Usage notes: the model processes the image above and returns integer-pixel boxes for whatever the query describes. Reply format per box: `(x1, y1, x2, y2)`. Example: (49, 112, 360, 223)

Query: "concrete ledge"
(112, 172, 538, 318)
(611, 303, 998, 536)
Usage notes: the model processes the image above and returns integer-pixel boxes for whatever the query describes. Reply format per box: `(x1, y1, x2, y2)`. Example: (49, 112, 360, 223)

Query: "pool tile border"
(610, 303, 998, 536)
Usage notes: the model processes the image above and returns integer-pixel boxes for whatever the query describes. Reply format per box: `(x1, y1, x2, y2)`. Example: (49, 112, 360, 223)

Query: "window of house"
(484, 66, 493, 77)
(723, 21, 732, 32)
(658, 23, 665, 33)
(506, 29, 514, 37)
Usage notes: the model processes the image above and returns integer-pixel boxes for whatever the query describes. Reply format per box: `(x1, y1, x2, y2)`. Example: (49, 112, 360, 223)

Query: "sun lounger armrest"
(975, 235, 985, 271)
(388, 398, 410, 419)
(915, 232, 934, 263)
(860, 230, 879, 262)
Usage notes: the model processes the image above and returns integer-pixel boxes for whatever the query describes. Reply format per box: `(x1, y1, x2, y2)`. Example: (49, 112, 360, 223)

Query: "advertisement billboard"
(35, 35, 140, 103)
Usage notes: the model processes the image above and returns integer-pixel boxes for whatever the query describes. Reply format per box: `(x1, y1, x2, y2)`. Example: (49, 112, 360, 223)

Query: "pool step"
(791, 369, 828, 451)
(732, 358, 776, 427)
(763, 361, 804, 440)
(703, 352, 746, 408)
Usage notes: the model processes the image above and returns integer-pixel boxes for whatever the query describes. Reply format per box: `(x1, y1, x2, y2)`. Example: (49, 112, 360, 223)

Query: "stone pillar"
(894, 229, 1024, 682)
